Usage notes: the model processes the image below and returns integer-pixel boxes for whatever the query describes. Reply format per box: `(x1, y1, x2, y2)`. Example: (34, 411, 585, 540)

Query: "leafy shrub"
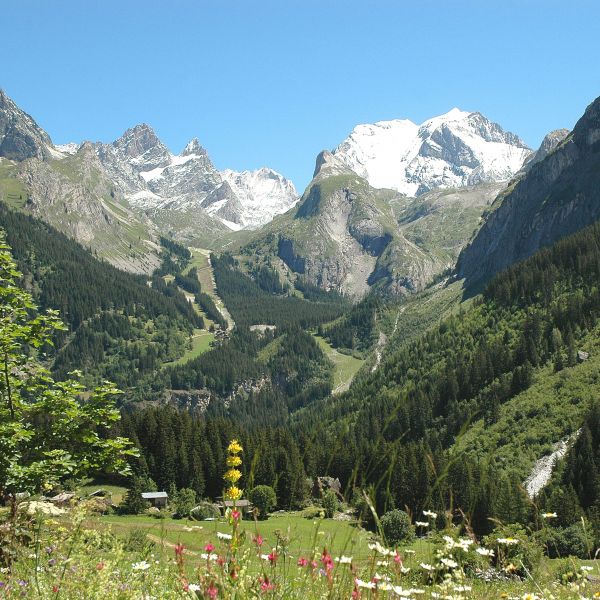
(552, 557, 587, 585)
(483, 524, 543, 577)
(301, 506, 324, 520)
(190, 502, 221, 521)
(322, 490, 339, 518)
(534, 524, 594, 559)
(380, 509, 414, 546)
(249, 485, 277, 519)
(123, 528, 155, 554)
(172, 488, 197, 519)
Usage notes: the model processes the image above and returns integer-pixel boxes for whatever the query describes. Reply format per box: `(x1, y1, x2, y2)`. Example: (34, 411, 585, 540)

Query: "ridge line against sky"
(3, 0, 599, 190)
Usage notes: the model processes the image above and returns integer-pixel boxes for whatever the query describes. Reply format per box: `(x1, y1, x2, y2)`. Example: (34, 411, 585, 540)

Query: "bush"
(301, 506, 324, 520)
(535, 524, 594, 559)
(322, 490, 339, 519)
(190, 502, 221, 521)
(123, 528, 155, 554)
(483, 524, 543, 577)
(380, 509, 414, 546)
(249, 485, 277, 519)
(172, 488, 197, 519)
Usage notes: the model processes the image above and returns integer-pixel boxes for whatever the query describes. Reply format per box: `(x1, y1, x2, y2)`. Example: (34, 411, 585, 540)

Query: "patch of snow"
(54, 142, 79, 156)
(219, 217, 244, 231)
(139, 166, 166, 181)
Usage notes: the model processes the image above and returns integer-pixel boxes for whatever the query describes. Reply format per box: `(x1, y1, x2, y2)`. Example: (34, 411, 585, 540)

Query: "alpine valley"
(3, 84, 600, 598)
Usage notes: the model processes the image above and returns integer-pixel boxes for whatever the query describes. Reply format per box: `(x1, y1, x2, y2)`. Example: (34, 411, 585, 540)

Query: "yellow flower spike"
(226, 455, 242, 467)
(224, 468, 242, 483)
(227, 439, 243, 454)
(225, 486, 243, 501)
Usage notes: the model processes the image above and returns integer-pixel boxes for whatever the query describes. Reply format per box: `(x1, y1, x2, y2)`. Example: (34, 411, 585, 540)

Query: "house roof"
(223, 499, 251, 507)
(142, 491, 168, 499)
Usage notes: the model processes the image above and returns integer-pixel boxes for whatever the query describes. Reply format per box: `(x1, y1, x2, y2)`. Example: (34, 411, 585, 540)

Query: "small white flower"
(200, 553, 218, 561)
(476, 547, 494, 556)
(423, 510, 438, 519)
(420, 562, 434, 571)
(541, 512, 558, 519)
(453, 585, 472, 592)
(188, 584, 201, 592)
(368, 541, 393, 555)
(440, 557, 458, 569)
(415, 521, 429, 527)
(403, 549, 416, 554)
(497, 537, 519, 545)
(132, 560, 151, 571)
(400, 566, 411, 574)
(580, 565, 594, 571)
(336, 555, 353, 564)
(355, 578, 376, 589)
(376, 560, 388, 566)
(217, 532, 232, 540)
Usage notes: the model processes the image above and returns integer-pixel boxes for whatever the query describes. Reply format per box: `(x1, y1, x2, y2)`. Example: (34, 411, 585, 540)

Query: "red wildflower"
(175, 543, 185, 557)
(204, 543, 215, 553)
(253, 534, 264, 547)
(259, 576, 274, 592)
(231, 509, 241, 521)
(267, 551, 278, 564)
(206, 583, 218, 599)
(52, 586, 59, 593)
(297, 557, 308, 567)
(321, 549, 334, 572)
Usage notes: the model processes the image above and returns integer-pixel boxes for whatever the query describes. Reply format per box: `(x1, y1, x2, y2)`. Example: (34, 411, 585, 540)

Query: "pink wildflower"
(297, 557, 308, 567)
(206, 583, 218, 599)
(253, 534, 264, 547)
(204, 543, 215, 553)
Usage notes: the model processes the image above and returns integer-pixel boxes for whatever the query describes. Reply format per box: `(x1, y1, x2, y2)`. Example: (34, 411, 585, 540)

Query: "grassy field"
(96, 512, 407, 564)
(314, 335, 364, 394)
(170, 329, 215, 365)
(77, 481, 128, 505)
(187, 247, 234, 328)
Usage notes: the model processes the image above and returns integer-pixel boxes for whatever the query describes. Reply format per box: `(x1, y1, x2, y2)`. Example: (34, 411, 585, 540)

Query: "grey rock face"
(457, 96, 600, 287)
(0, 90, 54, 161)
(520, 128, 570, 172)
(112, 123, 171, 170)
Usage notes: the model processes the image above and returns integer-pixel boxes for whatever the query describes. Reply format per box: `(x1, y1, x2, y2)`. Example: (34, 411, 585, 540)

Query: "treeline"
(319, 296, 379, 351)
(120, 406, 307, 509)
(212, 254, 345, 329)
(291, 219, 600, 533)
(165, 325, 332, 410)
(154, 236, 191, 276)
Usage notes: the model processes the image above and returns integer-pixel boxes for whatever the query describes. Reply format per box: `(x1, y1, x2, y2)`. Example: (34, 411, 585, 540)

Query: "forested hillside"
(0, 204, 201, 397)
(288, 219, 600, 532)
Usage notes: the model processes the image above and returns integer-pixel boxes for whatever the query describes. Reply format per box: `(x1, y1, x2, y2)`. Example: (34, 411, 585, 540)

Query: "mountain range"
(2, 87, 596, 302)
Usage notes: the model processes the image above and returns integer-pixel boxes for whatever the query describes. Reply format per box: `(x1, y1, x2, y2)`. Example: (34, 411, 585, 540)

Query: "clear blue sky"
(3, 0, 599, 191)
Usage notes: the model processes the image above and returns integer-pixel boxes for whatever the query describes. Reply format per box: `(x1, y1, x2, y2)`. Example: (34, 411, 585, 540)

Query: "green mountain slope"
(291, 218, 600, 528)
(241, 151, 502, 298)
(0, 203, 201, 398)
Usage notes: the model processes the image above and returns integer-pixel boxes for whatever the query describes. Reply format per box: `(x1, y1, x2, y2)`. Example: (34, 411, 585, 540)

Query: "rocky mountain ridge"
(92, 124, 298, 231)
(457, 96, 600, 287)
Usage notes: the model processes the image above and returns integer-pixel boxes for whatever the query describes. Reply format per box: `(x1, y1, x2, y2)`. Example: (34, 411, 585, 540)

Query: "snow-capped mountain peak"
(91, 125, 297, 230)
(330, 109, 532, 196)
